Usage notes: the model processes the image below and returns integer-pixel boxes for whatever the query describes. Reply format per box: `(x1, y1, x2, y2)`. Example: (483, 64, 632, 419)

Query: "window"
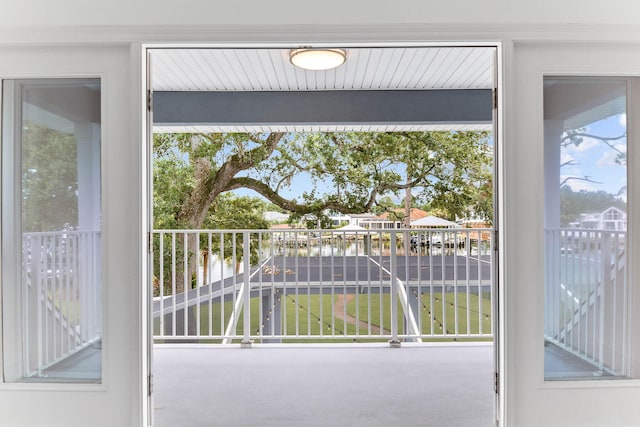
(2, 79, 102, 383)
(543, 77, 631, 380)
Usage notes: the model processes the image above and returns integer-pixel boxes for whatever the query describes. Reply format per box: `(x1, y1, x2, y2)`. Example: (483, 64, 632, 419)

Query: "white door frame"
(141, 41, 506, 427)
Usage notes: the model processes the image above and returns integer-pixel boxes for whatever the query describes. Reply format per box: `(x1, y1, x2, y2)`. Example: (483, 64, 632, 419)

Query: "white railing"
(22, 230, 102, 376)
(545, 228, 626, 375)
(152, 228, 494, 343)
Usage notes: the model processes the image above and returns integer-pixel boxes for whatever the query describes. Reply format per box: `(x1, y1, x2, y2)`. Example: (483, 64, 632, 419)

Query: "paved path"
(333, 294, 389, 335)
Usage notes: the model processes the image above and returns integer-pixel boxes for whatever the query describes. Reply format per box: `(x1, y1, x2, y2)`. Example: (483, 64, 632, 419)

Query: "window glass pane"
(544, 77, 629, 380)
(2, 79, 101, 383)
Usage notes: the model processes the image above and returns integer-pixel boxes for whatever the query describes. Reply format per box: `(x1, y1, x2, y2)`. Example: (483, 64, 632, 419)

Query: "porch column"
(544, 119, 563, 338)
(75, 122, 102, 341)
(544, 119, 563, 229)
(75, 123, 101, 231)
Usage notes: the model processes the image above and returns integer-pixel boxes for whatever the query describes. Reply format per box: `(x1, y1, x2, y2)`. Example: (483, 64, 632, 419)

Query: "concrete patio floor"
(153, 343, 495, 427)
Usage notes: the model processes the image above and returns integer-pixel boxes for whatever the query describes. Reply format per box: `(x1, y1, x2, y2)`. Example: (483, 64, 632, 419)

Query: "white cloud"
(596, 150, 622, 167)
(619, 113, 627, 127)
(562, 137, 599, 153)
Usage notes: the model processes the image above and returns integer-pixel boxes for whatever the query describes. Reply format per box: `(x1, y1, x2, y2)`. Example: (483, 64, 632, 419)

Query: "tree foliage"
(560, 186, 626, 226)
(153, 131, 493, 229)
(22, 122, 78, 232)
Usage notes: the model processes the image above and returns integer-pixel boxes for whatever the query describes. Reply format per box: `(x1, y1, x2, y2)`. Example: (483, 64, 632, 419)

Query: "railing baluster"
(389, 230, 399, 346)
(355, 231, 360, 339)
(36, 235, 44, 375)
(232, 232, 237, 338)
(196, 231, 201, 337)
(620, 230, 627, 374)
(269, 231, 275, 338)
(453, 231, 459, 336)
(465, 231, 471, 335)
(318, 230, 324, 338)
(183, 232, 189, 337)
(158, 233, 164, 337)
(366, 231, 372, 337)
(207, 232, 212, 337)
(342, 231, 347, 338)
(220, 233, 225, 340)
(590, 231, 596, 361)
(441, 230, 446, 336)
(242, 231, 251, 345)
(478, 231, 484, 335)
(330, 232, 335, 337)
(611, 231, 617, 372)
(429, 229, 434, 336)
(257, 232, 263, 340)
(306, 231, 311, 338)
(379, 231, 384, 337)
(171, 232, 176, 337)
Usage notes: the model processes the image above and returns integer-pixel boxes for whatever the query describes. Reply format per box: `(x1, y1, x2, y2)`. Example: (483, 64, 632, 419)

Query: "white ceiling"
(151, 46, 495, 132)
(151, 47, 495, 92)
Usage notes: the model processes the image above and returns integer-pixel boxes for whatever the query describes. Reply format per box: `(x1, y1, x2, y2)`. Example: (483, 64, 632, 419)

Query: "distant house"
(367, 208, 428, 229)
(348, 213, 378, 228)
(263, 211, 290, 223)
(325, 212, 378, 228)
(410, 215, 458, 229)
(457, 217, 492, 229)
(570, 206, 627, 231)
(327, 212, 351, 227)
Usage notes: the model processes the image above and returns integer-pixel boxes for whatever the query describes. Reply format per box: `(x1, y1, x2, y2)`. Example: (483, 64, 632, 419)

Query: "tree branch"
(226, 177, 377, 214)
(178, 132, 285, 228)
(561, 132, 626, 154)
(560, 176, 603, 187)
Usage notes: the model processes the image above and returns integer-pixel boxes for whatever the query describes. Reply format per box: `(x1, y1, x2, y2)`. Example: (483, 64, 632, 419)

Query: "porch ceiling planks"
(151, 47, 495, 92)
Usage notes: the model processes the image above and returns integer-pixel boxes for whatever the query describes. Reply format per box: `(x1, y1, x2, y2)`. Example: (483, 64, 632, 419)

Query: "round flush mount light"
(289, 48, 347, 71)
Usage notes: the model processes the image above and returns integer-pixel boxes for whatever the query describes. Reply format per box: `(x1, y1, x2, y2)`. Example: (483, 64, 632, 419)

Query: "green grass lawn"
(154, 293, 357, 343)
(345, 291, 493, 340)
(154, 290, 493, 343)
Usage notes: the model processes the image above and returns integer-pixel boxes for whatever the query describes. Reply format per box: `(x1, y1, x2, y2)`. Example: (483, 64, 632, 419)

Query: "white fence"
(152, 228, 494, 343)
(22, 230, 101, 377)
(545, 228, 627, 375)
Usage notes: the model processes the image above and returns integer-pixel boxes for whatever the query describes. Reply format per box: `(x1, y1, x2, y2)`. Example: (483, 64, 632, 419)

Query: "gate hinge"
(494, 229, 499, 252)
(148, 373, 153, 396)
(147, 89, 153, 113)
(493, 87, 498, 110)
(494, 371, 499, 394)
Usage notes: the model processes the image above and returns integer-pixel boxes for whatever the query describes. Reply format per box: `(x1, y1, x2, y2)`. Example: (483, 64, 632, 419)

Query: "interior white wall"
(1, 0, 640, 27)
(0, 1, 640, 426)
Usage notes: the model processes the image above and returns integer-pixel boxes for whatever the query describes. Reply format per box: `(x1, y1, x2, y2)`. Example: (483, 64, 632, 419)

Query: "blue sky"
(231, 121, 626, 208)
(232, 132, 494, 206)
(560, 113, 627, 200)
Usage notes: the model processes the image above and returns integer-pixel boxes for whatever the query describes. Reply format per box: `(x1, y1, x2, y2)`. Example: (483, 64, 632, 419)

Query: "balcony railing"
(22, 230, 102, 377)
(545, 228, 627, 375)
(152, 228, 494, 343)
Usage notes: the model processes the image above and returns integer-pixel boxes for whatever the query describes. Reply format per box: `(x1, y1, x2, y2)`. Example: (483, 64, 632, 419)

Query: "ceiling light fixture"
(289, 48, 347, 71)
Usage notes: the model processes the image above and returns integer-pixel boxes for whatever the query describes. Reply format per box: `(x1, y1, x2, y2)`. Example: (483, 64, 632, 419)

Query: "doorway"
(144, 44, 502, 427)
